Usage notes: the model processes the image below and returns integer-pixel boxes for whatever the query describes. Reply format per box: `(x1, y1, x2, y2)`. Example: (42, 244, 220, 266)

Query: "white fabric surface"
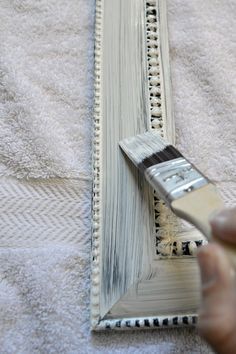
(170, 0, 236, 207)
(0, 0, 94, 178)
(0, 0, 235, 352)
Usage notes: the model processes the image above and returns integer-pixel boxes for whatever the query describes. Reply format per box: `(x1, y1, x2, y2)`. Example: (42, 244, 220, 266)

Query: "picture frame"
(91, 0, 205, 331)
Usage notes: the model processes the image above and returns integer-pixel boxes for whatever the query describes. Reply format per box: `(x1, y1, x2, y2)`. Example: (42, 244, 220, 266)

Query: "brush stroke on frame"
(91, 0, 205, 331)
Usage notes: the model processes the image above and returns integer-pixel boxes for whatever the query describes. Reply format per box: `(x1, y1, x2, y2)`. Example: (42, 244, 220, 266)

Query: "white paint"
(119, 130, 169, 165)
(91, 0, 203, 331)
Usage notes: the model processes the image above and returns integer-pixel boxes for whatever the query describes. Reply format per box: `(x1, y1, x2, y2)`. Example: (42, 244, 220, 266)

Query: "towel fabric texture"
(0, 0, 235, 352)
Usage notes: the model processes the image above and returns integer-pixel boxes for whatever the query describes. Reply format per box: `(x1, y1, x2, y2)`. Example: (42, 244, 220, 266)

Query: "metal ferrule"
(144, 157, 209, 205)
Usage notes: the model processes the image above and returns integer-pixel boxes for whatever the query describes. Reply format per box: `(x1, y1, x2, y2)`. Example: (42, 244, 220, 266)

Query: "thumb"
(210, 208, 236, 243)
(197, 243, 236, 354)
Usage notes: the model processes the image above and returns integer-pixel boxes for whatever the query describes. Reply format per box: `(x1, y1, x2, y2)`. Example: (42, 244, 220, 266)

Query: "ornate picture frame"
(91, 0, 205, 331)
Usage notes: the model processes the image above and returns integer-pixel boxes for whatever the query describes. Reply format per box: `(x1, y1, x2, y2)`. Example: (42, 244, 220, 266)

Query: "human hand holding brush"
(120, 131, 236, 351)
(197, 208, 236, 354)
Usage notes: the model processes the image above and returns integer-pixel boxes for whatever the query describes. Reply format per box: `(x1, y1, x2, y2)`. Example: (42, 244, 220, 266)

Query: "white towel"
(0, 0, 94, 178)
(170, 0, 236, 207)
(0, 0, 235, 352)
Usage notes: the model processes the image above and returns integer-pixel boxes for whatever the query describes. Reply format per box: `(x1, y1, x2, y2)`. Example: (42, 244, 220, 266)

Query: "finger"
(210, 208, 236, 243)
(197, 243, 236, 354)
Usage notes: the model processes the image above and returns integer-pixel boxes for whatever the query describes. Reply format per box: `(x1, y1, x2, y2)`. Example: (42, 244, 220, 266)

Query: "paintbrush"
(119, 130, 236, 263)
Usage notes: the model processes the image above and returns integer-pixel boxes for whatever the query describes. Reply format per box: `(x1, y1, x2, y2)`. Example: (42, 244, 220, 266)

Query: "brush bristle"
(119, 130, 183, 171)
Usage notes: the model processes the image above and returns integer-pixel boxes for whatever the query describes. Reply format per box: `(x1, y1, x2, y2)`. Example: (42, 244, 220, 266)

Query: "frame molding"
(91, 0, 204, 331)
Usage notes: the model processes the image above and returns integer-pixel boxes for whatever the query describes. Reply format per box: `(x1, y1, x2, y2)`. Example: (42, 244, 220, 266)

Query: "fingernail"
(197, 247, 217, 285)
(209, 209, 228, 234)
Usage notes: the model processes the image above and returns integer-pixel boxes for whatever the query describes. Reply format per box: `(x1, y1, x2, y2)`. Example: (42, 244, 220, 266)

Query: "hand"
(197, 208, 236, 354)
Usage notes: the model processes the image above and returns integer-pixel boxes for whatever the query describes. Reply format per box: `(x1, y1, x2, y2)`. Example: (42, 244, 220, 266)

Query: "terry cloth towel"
(0, 0, 94, 179)
(0, 0, 235, 352)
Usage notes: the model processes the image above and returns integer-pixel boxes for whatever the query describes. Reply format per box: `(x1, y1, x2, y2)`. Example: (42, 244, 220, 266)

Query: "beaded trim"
(145, 0, 205, 258)
(91, 0, 103, 329)
(94, 314, 197, 331)
(146, 0, 164, 134)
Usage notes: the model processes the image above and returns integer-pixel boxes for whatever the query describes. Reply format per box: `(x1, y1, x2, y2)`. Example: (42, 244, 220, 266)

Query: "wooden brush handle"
(171, 184, 236, 267)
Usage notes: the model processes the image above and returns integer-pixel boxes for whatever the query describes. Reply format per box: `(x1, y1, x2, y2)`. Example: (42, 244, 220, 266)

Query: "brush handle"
(171, 184, 236, 267)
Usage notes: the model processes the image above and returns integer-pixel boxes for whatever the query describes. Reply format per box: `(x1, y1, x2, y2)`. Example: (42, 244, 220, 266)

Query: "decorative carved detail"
(91, 0, 202, 331)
